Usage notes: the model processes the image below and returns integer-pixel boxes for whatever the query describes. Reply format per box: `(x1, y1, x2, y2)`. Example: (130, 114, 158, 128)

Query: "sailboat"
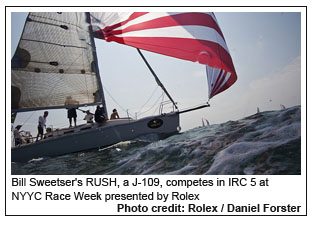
(201, 118, 210, 127)
(11, 12, 237, 162)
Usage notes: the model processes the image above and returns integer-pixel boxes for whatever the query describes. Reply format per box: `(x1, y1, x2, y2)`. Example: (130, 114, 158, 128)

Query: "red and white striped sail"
(91, 12, 237, 99)
(206, 66, 235, 99)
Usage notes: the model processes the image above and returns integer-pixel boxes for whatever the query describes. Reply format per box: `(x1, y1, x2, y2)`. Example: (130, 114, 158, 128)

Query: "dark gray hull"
(11, 113, 180, 162)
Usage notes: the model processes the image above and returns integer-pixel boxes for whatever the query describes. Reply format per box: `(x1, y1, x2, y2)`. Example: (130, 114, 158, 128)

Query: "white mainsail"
(12, 12, 104, 112)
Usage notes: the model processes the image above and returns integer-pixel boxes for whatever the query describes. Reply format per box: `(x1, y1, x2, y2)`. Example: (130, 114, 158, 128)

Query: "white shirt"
(38, 116, 47, 128)
(84, 114, 94, 122)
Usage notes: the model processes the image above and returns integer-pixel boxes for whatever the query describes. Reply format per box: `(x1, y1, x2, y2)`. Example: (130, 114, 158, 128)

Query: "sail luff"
(86, 12, 108, 117)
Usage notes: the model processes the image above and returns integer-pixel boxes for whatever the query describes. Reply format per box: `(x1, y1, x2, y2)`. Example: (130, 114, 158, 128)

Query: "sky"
(9, 9, 303, 136)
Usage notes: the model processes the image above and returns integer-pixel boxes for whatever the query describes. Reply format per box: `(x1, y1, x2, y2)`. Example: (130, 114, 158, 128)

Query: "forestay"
(12, 12, 103, 112)
(90, 12, 237, 99)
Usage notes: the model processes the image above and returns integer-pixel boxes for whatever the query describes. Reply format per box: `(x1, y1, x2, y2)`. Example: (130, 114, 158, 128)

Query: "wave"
(11, 105, 301, 175)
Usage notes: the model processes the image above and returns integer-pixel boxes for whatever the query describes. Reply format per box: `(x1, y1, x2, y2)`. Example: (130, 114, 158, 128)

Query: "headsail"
(91, 12, 237, 99)
(12, 12, 104, 112)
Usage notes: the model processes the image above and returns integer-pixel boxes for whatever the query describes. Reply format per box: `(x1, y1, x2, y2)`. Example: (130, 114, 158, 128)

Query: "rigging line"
(137, 92, 165, 117)
(153, 92, 165, 116)
(20, 111, 36, 127)
(136, 85, 159, 115)
(102, 85, 134, 118)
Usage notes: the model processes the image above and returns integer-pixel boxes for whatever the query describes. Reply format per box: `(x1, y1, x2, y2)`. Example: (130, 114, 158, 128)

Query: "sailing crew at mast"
(110, 109, 120, 120)
(67, 107, 77, 127)
(36, 111, 48, 141)
(95, 105, 106, 125)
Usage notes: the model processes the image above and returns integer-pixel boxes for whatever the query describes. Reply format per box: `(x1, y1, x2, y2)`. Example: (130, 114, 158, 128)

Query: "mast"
(137, 48, 178, 110)
(86, 12, 108, 117)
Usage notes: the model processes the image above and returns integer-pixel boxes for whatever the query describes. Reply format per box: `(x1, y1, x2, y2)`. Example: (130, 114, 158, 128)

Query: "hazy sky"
(9, 9, 303, 135)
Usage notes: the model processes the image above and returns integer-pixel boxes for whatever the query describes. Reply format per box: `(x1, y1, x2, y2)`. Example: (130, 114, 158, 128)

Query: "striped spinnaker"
(91, 12, 237, 98)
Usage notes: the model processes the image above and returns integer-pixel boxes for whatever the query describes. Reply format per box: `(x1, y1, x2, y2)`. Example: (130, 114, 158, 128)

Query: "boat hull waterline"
(12, 113, 180, 162)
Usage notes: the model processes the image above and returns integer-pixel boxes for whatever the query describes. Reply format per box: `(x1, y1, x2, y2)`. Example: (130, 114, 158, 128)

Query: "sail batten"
(12, 12, 102, 111)
(11, 102, 102, 113)
(20, 38, 89, 49)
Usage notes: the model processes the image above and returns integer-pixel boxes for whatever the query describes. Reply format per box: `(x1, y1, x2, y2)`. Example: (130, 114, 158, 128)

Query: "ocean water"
(11, 105, 301, 175)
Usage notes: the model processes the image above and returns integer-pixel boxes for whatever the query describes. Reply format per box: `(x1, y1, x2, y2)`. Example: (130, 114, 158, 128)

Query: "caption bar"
(8, 176, 305, 215)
